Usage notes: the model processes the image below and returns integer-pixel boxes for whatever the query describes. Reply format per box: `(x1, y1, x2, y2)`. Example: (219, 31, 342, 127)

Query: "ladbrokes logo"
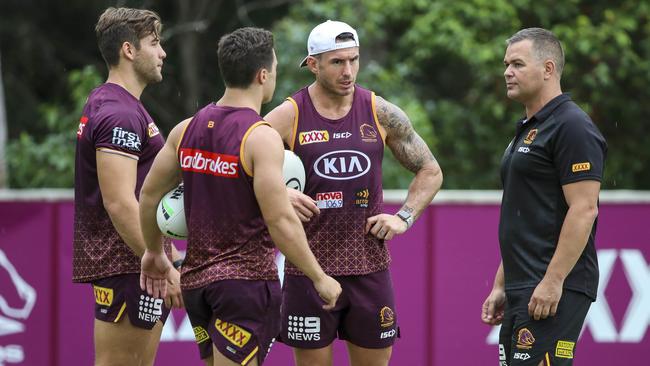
(93, 286, 113, 306)
(299, 130, 329, 145)
(316, 191, 343, 209)
(215, 319, 251, 347)
(180, 148, 239, 178)
(111, 127, 141, 151)
(313, 150, 371, 181)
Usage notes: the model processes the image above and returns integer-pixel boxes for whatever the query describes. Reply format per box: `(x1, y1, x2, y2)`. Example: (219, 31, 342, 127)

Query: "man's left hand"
(528, 277, 563, 320)
(365, 214, 408, 241)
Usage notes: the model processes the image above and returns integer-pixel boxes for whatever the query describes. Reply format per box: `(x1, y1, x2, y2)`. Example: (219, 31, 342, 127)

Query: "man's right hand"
(481, 287, 506, 325)
(313, 275, 342, 311)
(287, 188, 320, 222)
(140, 249, 173, 299)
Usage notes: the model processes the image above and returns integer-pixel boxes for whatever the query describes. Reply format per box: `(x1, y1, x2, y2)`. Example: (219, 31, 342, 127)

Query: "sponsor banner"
(0, 199, 647, 365)
(179, 148, 239, 178)
(316, 191, 343, 209)
(299, 130, 329, 145)
(111, 126, 141, 151)
(313, 150, 371, 181)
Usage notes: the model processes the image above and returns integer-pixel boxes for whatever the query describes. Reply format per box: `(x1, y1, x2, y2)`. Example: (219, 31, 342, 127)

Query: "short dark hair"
(506, 27, 565, 77)
(217, 27, 274, 88)
(95, 7, 162, 67)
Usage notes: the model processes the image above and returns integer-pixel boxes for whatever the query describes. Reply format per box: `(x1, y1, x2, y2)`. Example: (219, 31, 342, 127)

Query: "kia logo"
(313, 150, 371, 180)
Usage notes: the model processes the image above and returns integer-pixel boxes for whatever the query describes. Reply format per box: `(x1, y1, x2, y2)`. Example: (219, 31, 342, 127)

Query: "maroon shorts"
(91, 273, 170, 329)
(280, 269, 399, 349)
(182, 280, 281, 365)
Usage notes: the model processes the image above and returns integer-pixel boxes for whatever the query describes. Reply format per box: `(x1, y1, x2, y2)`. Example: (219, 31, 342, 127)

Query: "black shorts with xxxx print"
(91, 273, 170, 329)
(182, 279, 281, 365)
(498, 288, 592, 366)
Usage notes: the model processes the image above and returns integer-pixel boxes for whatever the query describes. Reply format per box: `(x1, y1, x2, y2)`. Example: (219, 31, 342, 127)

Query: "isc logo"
(380, 329, 396, 339)
(313, 150, 371, 181)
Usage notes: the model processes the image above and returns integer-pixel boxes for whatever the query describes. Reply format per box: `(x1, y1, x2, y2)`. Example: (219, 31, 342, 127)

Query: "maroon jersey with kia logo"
(178, 104, 278, 290)
(73, 82, 170, 282)
(287, 85, 389, 276)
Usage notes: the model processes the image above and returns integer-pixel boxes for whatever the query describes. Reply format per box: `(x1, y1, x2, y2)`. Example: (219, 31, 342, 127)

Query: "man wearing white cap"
(265, 20, 443, 365)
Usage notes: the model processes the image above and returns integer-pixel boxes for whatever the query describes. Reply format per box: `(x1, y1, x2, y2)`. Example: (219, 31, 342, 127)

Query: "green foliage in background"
(7, 66, 101, 187)
(270, 0, 650, 189)
(3, 0, 649, 189)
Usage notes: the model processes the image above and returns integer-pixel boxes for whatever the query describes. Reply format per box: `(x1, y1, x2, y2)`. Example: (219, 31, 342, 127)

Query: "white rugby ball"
(283, 150, 306, 192)
(156, 183, 187, 239)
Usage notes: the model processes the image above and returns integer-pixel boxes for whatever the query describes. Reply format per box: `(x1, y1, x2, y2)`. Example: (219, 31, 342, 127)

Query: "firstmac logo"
(313, 150, 371, 181)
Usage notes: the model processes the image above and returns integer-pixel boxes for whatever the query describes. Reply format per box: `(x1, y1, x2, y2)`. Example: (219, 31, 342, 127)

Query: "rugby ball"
(283, 150, 306, 192)
(156, 183, 187, 239)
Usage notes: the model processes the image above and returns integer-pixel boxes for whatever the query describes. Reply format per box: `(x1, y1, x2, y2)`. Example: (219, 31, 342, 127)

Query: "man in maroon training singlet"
(265, 20, 444, 365)
(138, 27, 342, 366)
(73, 7, 183, 366)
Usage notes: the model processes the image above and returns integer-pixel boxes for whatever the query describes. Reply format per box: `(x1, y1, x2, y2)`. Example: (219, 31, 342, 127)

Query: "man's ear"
(543, 59, 556, 80)
(257, 67, 268, 85)
(121, 41, 137, 62)
(307, 56, 319, 73)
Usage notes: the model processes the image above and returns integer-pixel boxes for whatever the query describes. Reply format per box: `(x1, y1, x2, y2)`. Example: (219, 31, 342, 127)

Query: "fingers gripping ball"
(283, 150, 306, 192)
(156, 184, 187, 239)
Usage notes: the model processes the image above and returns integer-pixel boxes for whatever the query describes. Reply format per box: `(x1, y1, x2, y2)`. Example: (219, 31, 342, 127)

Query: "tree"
(0, 50, 7, 187)
(6, 66, 101, 187)
(269, 0, 650, 189)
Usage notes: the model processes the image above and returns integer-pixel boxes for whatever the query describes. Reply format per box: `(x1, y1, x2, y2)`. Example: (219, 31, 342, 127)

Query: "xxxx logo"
(299, 130, 329, 145)
(215, 319, 251, 347)
(93, 286, 113, 306)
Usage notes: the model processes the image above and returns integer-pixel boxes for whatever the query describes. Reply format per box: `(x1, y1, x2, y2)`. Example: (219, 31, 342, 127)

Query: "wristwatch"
(396, 210, 414, 229)
(172, 259, 184, 270)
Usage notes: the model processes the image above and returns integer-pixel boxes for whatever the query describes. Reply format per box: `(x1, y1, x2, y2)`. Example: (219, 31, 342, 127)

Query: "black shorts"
(498, 288, 592, 365)
(91, 273, 170, 329)
(182, 280, 281, 365)
(280, 269, 399, 349)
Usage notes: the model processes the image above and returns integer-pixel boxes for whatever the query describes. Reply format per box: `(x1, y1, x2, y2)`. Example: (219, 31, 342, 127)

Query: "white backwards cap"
(300, 20, 359, 67)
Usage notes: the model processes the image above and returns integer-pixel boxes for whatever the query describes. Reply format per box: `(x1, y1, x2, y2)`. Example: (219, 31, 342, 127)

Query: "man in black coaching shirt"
(481, 28, 607, 366)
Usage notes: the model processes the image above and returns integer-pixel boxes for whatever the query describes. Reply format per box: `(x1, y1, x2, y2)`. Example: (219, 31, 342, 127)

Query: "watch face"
(397, 211, 411, 220)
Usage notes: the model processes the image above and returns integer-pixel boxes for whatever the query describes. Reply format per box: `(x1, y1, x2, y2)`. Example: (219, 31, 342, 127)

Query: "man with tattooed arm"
(264, 20, 443, 366)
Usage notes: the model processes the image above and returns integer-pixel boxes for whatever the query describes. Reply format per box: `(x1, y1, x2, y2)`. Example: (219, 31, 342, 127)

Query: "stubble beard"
(134, 55, 162, 85)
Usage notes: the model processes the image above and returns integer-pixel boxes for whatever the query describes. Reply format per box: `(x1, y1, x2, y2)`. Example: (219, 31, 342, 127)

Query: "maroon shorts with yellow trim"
(498, 288, 592, 365)
(91, 273, 170, 329)
(280, 269, 399, 349)
(182, 280, 281, 365)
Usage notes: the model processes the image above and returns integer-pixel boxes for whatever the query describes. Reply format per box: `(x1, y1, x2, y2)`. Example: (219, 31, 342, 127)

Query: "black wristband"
(172, 259, 184, 269)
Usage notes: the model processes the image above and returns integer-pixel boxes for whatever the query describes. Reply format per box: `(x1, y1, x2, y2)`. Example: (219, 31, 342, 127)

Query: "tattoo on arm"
(375, 96, 436, 173)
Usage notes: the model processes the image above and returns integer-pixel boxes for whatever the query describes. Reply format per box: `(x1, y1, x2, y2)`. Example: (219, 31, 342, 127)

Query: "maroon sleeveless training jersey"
(178, 104, 279, 290)
(73, 83, 171, 282)
(285, 85, 390, 276)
